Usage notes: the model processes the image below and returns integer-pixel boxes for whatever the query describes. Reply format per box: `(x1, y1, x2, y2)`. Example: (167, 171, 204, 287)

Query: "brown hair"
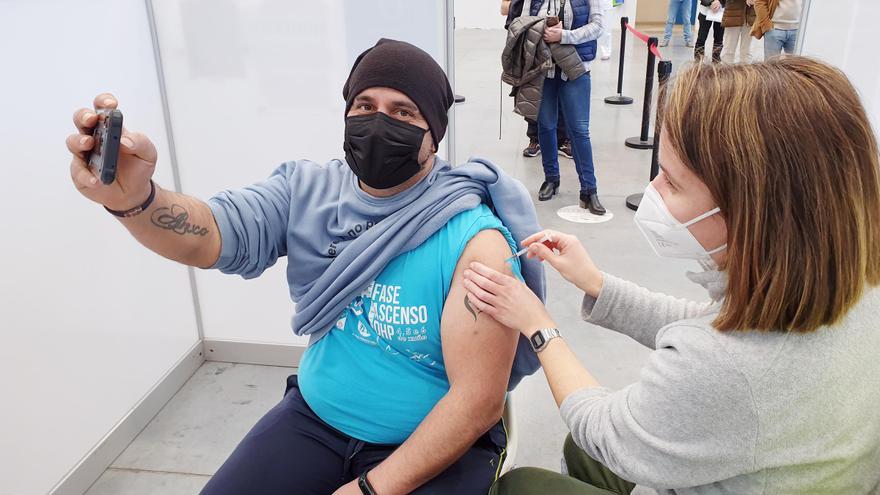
(662, 57, 880, 332)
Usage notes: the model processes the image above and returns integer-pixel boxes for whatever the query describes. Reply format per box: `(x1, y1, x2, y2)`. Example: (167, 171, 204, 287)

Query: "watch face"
(530, 332, 546, 348)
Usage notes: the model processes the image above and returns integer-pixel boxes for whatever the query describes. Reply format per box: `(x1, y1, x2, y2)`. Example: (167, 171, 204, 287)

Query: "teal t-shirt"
(297, 204, 523, 444)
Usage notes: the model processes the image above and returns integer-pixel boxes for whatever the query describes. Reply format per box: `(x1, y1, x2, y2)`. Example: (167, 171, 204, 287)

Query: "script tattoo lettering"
(151, 204, 209, 236)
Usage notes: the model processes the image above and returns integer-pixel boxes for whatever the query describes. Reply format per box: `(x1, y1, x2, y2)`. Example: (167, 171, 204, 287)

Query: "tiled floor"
(86, 27, 714, 494)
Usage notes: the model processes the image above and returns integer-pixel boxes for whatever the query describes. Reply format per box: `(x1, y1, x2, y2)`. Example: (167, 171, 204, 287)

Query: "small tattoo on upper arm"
(464, 295, 479, 321)
(151, 204, 209, 236)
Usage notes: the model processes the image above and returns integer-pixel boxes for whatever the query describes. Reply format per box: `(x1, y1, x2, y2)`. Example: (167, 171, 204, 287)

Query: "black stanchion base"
(625, 136, 655, 149)
(604, 95, 634, 105)
(626, 193, 643, 211)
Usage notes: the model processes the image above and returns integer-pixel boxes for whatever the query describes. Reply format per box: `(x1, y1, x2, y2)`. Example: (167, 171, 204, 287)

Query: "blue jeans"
(201, 375, 507, 494)
(664, 0, 693, 42)
(764, 28, 798, 58)
(538, 71, 597, 194)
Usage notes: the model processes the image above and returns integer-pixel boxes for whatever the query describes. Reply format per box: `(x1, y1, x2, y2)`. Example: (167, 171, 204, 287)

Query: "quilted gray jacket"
(501, 16, 587, 120)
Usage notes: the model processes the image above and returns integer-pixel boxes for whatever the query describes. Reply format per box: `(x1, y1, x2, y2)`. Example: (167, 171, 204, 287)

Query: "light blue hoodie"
(207, 156, 546, 389)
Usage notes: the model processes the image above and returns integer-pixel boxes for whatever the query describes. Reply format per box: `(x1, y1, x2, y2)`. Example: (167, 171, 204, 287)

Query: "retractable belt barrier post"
(626, 60, 673, 211)
(604, 16, 633, 105)
(625, 34, 659, 150)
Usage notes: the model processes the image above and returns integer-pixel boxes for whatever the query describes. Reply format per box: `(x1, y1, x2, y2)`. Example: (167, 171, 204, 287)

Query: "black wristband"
(358, 471, 377, 495)
(104, 181, 156, 218)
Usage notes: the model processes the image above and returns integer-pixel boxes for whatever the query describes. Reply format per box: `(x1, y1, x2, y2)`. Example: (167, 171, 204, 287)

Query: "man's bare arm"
(116, 185, 221, 269)
(366, 229, 520, 494)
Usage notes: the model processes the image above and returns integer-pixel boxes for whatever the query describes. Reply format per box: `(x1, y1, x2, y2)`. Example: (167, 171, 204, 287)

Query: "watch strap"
(529, 328, 561, 352)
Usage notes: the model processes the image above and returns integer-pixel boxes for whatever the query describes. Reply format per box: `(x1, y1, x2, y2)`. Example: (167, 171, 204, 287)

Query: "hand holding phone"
(87, 108, 123, 185)
(67, 93, 158, 212)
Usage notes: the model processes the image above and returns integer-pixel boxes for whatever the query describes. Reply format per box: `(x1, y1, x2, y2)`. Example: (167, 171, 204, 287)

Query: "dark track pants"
(200, 375, 508, 495)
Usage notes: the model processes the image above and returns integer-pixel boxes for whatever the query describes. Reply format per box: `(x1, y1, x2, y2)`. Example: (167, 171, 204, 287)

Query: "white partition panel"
(149, 0, 453, 345)
(0, 1, 199, 494)
(800, 0, 880, 132)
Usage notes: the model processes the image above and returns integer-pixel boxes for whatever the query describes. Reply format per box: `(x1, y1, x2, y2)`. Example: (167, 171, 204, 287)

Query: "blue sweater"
(207, 156, 546, 390)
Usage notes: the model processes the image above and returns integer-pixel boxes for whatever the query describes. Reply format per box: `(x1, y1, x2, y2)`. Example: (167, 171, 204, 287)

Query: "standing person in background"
(597, 0, 614, 60)
(660, 0, 694, 48)
(504, 0, 574, 159)
(720, 0, 756, 63)
(752, 0, 803, 58)
(535, 0, 607, 215)
(694, 0, 725, 63)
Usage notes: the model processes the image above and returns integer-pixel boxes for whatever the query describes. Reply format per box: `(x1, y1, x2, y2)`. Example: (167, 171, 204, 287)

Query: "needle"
(506, 233, 553, 264)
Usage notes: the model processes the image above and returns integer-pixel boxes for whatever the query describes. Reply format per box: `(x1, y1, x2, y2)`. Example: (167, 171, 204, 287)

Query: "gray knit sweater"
(561, 270, 880, 494)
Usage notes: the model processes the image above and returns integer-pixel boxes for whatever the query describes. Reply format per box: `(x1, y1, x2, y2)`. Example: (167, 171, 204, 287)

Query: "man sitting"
(66, 39, 543, 494)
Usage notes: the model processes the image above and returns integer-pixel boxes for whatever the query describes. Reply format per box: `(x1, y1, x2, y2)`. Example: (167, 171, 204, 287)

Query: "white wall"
(0, 1, 199, 494)
(800, 0, 880, 132)
(453, 0, 638, 29)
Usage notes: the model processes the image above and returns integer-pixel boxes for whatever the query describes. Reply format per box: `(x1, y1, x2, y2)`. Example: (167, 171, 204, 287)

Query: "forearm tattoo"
(150, 204, 209, 236)
(464, 295, 479, 321)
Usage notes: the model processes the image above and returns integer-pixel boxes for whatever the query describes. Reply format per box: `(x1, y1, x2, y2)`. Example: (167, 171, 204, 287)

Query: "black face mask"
(343, 112, 428, 190)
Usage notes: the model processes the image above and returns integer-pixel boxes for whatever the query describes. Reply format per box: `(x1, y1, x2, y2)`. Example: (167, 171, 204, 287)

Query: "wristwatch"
(358, 470, 377, 495)
(528, 328, 561, 352)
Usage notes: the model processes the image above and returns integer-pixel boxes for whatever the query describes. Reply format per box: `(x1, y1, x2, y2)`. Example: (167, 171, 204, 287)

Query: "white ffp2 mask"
(634, 183, 727, 263)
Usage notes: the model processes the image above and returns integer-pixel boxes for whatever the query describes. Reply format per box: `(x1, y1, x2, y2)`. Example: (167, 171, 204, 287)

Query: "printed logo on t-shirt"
(338, 281, 438, 367)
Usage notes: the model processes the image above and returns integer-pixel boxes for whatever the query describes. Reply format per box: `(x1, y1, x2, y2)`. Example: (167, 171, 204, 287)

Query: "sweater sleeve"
(561, 0, 605, 45)
(560, 324, 758, 488)
(582, 273, 715, 349)
(207, 162, 294, 278)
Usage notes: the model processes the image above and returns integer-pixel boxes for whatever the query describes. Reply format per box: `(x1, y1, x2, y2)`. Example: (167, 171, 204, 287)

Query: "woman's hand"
(544, 22, 563, 43)
(711, 0, 721, 11)
(463, 262, 556, 336)
(521, 230, 604, 298)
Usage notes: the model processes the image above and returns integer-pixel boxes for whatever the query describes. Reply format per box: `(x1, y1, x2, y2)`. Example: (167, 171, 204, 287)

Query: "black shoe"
(523, 139, 541, 157)
(538, 181, 560, 201)
(558, 141, 573, 159)
(580, 192, 606, 215)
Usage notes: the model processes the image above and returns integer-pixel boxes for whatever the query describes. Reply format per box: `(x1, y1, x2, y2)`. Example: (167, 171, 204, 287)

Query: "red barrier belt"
(623, 22, 664, 60)
(623, 22, 649, 43)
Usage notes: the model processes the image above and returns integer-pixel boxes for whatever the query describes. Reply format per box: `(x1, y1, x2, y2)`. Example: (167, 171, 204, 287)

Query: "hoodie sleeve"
(207, 162, 294, 279)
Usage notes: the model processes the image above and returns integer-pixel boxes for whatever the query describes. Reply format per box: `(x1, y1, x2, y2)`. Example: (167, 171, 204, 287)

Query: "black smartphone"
(88, 108, 123, 185)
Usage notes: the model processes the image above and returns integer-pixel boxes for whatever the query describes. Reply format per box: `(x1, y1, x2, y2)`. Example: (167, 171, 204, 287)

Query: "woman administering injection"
(469, 58, 880, 494)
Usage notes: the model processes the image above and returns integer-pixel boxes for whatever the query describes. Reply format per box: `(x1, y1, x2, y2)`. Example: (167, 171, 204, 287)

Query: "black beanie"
(343, 38, 454, 148)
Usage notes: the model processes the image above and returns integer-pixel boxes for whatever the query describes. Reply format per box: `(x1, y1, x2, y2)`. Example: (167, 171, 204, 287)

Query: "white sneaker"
(659, 39, 669, 47)
(685, 40, 694, 47)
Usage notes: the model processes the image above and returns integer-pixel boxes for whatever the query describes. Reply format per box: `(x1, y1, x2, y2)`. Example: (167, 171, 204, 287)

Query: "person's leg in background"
(200, 375, 349, 495)
(537, 73, 562, 201)
(557, 106, 573, 159)
(711, 21, 725, 62)
(598, 0, 614, 58)
(720, 25, 740, 63)
(694, 13, 711, 62)
(782, 28, 798, 54)
(661, 0, 680, 46)
(763, 28, 785, 59)
(679, 0, 694, 46)
(524, 118, 540, 157)
(738, 26, 754, 62)
(558, 73, 605, 215)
